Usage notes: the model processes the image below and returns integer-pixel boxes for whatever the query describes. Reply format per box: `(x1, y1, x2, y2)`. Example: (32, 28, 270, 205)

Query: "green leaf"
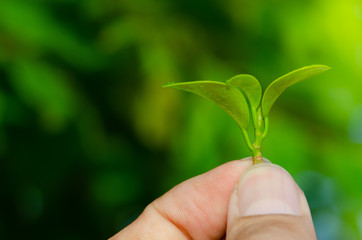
(227, 74, 262, 110)
(163, 81, 249, 129)
(261, 65, 330, 117)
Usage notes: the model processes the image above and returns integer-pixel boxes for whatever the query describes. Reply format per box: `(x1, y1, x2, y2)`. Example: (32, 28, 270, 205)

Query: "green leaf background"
(0, 0, 361, 239)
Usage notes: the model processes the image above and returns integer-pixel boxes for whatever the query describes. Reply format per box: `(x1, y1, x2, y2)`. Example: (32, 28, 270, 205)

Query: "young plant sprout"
(163, 65, 330, 164)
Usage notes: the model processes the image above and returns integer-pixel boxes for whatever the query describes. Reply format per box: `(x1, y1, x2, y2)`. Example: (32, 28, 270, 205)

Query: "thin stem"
(251, 107, 258, 132)
(261, 116, 269, 140)
(251, 108, 264, 164)
(242, 128, 254, 152)
(253, 108, 263, 142)
(242, 107, 267, 164)
(252, 148, 263, 164)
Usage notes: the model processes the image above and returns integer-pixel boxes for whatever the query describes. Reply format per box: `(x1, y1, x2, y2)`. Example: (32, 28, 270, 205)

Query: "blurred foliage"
(0, 0, 361, 239)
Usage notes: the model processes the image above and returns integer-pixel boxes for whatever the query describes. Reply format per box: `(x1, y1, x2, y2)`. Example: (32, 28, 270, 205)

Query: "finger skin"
(110, 159, 253, 240)
(111, 159, 317, 240)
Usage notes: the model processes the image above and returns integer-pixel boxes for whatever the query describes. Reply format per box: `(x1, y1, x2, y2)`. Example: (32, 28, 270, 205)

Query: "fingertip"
(235, 164, 302, 217)
(227, 163, 317, 240)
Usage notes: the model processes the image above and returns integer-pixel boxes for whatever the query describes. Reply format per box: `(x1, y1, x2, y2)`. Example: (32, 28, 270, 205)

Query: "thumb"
(226, 163, 317, 240)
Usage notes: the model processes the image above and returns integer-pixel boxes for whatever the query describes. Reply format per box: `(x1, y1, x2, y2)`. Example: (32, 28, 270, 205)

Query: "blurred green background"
(0, 0, 361, 239)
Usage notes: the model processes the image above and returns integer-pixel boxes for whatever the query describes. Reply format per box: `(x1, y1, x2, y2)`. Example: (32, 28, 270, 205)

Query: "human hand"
(110, 158, 317, 240)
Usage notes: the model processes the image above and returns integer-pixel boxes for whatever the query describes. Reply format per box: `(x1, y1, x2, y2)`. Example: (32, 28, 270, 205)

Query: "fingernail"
(262, 158, 271, 164)
(236, 164, 301, 217)
(239, 157, 271, 164)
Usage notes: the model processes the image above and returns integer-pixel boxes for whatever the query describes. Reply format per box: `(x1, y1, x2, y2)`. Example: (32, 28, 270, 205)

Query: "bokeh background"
(0, 0, 362, 239)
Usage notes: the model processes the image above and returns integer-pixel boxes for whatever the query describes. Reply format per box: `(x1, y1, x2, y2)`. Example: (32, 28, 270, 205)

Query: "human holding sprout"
(111, 65, 329, 239)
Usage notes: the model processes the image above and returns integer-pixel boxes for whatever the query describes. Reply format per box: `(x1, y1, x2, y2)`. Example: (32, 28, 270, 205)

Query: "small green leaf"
(227, 74, 262, 110)
(261, 65, 330, 117)
(163, 81, 249, 129)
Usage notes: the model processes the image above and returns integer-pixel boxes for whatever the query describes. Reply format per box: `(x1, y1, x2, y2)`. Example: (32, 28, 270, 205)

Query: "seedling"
(163, 65, 330, 164)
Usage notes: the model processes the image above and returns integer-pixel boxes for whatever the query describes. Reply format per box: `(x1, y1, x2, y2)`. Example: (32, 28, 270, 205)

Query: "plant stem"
(251, 107, 259, 132)
(251, 108, 264, 164)
(242, 107, 268, 164)
(252, 148, 263, 164)
(261, 117, 269, 140)
(242, 129, 254, 152)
